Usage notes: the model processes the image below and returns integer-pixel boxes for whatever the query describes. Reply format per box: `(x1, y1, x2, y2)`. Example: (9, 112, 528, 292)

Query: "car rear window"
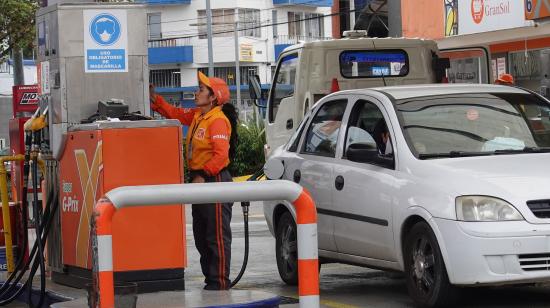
(340, 50, 409, 78)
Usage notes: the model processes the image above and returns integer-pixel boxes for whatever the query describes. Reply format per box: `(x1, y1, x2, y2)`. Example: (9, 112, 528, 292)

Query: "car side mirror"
(248, 75, 265, 108)
(347, 143, 394, 168)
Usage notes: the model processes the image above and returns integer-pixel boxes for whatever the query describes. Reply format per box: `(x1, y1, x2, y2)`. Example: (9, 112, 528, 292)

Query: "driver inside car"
(373, 119, 393, 155)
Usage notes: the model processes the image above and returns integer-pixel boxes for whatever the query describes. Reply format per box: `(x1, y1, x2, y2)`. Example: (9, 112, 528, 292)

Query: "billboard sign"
(83, 10, 128, 73)
(455, 0, 529, 35)
(525, 0, 550, 19)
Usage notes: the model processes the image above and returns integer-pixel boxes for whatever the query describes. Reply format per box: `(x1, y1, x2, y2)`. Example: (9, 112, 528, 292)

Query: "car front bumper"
(435, 218, 550, 286)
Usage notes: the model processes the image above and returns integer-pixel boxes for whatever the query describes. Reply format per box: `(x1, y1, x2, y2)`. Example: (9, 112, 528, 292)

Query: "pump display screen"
(340, 50, 409, 78)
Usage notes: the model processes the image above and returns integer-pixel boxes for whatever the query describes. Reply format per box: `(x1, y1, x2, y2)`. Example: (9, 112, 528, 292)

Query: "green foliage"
(229, 120, 266, 177)
(0, 0, 39, 60)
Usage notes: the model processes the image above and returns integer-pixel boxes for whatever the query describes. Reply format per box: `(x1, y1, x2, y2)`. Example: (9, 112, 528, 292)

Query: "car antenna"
(372, 41, 387, 87)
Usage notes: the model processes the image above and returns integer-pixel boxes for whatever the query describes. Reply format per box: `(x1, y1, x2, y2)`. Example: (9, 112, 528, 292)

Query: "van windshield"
(340, 50, 408, 78)
(396, 93, 550, 158)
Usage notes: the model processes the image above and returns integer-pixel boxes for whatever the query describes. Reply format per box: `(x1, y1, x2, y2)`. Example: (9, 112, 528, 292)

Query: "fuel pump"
(33, 2, 187, 292)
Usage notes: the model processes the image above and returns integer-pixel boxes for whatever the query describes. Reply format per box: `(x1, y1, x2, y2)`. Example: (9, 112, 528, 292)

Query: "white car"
(263, 84, 550, 307)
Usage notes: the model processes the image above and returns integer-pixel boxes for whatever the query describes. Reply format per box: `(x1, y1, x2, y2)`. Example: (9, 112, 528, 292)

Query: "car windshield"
(395, 92, 550, 159)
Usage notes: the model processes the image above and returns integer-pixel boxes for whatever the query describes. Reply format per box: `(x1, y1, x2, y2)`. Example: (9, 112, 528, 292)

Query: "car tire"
(275, 212, 298, 285)
(404, 221, 457, 308)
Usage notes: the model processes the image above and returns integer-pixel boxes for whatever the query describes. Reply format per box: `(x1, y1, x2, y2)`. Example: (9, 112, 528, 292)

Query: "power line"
(147, 0, 333, 26)
(151, 8, 356, 41)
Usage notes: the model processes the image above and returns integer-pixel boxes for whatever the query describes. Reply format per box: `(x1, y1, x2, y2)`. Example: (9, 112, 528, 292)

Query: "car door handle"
(335, 175, 344, 191)
(293, 169, 301, 183)
(286, 119, 293, 130)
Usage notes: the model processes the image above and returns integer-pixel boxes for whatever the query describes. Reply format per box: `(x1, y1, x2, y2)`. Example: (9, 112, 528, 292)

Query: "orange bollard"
(293, 190, 319, 307)
(94, 200, 116, 308)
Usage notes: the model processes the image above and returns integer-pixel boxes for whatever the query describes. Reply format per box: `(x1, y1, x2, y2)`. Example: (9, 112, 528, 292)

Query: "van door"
(439, 47, 490, 84)
(266, 52, 299, 156)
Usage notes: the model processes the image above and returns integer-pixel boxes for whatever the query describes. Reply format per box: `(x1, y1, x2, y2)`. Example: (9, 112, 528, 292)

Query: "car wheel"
(404, 221, 457, 308)
(275, 212, 298, 285)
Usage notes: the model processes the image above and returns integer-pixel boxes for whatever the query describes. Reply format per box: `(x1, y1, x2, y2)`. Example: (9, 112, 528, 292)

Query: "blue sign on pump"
(84, 10, 128, 73)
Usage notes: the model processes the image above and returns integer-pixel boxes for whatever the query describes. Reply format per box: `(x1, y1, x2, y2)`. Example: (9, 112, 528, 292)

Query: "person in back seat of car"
(373, 119, 393, 155)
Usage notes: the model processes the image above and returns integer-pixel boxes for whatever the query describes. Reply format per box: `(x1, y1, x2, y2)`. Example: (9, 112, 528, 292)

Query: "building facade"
(144, 0, 333, 120)
(401, 0, 550, 93)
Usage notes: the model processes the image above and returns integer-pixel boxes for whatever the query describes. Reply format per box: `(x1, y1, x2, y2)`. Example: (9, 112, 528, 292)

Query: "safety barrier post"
(94, 199, 116, 308)
(0, 155, 24, 273)
(294, 191, 319, 307)
(91, 180, 318, 308)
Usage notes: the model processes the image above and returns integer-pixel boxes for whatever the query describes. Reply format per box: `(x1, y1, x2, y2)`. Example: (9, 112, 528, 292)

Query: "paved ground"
(186, 202, 550, 308)
(5, 201, 550, 307)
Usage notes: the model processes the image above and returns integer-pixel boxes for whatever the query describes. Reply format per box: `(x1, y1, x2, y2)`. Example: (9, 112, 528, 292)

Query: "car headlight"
(455, 196, 523, 221)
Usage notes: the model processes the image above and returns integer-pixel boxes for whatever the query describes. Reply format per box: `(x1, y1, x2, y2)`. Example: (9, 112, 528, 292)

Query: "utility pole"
(388, 0, 402, 37)
(349, 0, 356, 30)
(205, 0, 214, 76)
(13, 48, 25, 86)
(233, 18, 241, 108)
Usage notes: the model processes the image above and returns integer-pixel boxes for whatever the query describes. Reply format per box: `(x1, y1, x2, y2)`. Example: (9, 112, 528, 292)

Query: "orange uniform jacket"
(151, 95, 231, 176)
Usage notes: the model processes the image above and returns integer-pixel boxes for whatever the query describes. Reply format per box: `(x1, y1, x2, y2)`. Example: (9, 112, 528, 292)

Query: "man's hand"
(192, 175, 206, 183)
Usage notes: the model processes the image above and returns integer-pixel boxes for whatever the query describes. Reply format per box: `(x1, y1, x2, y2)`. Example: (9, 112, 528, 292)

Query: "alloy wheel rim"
(280, 223, 297, 275)
(411, 236, 436, 295)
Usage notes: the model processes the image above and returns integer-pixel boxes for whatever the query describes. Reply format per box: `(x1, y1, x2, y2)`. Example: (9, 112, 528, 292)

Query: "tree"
(0, 0, 39, 61)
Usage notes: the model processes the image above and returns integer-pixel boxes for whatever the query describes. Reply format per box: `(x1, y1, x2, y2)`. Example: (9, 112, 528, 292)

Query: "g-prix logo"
(89, 13, 121, 46)
(471, 0, 484, 24)
(74, 142, 103, 267)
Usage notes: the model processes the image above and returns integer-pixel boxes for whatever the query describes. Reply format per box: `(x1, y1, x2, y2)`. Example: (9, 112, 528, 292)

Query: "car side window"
(302, 99, 347, 157)
(288, 114, 310, 152)
(344, 99, 393, 160)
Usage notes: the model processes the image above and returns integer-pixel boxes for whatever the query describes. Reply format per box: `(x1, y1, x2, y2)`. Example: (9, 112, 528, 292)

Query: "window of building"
(198, 9, 235, 39)
(272, 10, 278, 37)
(147, 13, 162, 40)
(0, 62, 10, 74)
(304, 13, 324, 38)
(239, 9, 261, 37)
(288, 12, 324, 39)
(509, 49, 541, 81)
(288, 12, 303, 38)
(198, 66, 259, 86)
(150, 69, 181, 88)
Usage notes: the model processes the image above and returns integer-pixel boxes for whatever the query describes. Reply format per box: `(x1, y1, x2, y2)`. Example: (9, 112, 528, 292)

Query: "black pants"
(191, 169, 233, 290)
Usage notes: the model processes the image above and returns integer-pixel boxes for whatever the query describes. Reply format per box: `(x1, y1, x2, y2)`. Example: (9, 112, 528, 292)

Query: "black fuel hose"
(27, 146, 46, 308)
(229, 168, 265, 289)
(0, 131, 54, 307)
(229, 201, 249, 289)
(0, 186, 57, 306)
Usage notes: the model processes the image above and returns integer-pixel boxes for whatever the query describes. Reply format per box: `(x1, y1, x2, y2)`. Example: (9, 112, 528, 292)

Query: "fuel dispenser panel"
(58, 120, 186, 287)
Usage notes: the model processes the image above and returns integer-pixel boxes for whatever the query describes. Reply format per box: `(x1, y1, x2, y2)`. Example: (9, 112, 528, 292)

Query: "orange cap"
(198, 71, 231, 105)
(496, 73, 514, 85)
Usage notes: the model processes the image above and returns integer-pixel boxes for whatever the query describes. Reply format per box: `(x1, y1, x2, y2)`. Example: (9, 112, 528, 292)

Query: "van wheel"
(404, 221, 457, 307)
(276, 212, 298, 285)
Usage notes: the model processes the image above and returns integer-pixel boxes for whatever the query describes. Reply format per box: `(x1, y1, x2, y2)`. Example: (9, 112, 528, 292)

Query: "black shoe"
(203, 284, 221, 291)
